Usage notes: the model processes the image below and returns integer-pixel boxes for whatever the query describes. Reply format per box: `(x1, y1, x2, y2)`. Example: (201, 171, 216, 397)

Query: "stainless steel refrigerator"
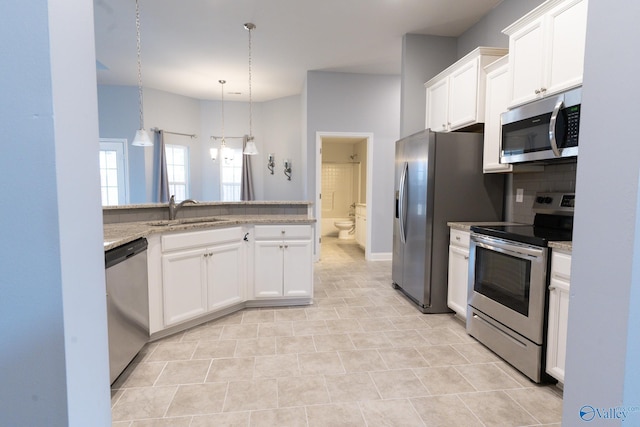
(392, 129, 504, 313)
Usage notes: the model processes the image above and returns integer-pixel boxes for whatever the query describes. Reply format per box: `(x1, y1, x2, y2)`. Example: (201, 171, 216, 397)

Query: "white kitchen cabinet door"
(447, 229, 471, 320)
(545, 0, 588, 95)
(448, 59, 480, 130)
(483, 56, 513, 173)
(508, 17, 546, 107)
(162, 248, 208, 326)
(546, 249, 572, 383)
(207, 240, 245, 311)
(425, 77, 449, 132)
(283, 240, 313, 297)
(253, 240, 285, 298)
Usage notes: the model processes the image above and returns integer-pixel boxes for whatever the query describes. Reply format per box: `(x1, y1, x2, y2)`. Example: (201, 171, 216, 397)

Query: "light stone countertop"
(104, 215, 315, 251)
(549, 241, 572, 252)
(447, 221, 523, 232)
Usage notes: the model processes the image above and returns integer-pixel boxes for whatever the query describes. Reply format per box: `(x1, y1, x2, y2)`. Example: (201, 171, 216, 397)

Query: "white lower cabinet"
(447, 228, 471, 319)
(160, 227, 245, 327)
(253, 225, 313, 299)
(546, 248, 571, 383)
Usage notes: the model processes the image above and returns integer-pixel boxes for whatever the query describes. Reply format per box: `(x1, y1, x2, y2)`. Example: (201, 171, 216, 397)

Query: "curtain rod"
(210, 135, 246, 140)
(151, 127, 197, 139)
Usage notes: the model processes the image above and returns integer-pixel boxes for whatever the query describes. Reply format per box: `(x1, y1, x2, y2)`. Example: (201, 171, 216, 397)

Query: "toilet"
(334, 220, 355, 239)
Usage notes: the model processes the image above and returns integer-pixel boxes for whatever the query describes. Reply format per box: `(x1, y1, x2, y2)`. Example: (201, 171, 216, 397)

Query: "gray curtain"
(240, 135, 255, 201)
(153, 129, 170, 203)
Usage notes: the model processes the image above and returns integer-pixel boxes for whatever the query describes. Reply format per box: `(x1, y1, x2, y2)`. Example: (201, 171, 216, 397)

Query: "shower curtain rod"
(151, 127, 197, 139)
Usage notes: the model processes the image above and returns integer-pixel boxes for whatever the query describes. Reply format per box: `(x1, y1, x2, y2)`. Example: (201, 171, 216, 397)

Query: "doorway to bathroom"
(316, 132, 372, 261)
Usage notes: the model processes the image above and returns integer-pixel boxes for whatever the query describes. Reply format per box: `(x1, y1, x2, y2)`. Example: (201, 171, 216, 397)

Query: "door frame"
(315, 131, 373, 261)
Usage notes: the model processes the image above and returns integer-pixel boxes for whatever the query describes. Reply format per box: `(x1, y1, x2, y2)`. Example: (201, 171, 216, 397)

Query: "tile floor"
(111, 237, 563, 426)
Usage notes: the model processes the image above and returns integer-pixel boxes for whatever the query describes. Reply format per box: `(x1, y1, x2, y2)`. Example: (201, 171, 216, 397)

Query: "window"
(220, 149, 242, 201)
(165, 144, 190, 201)
(99, 139, 129, 206)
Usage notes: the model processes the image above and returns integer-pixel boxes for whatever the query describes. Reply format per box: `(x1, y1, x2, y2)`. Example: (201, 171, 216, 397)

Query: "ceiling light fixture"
(210, 80, 234, 162)
(243, 22, 259, 156)
(131, 0, 152, 147)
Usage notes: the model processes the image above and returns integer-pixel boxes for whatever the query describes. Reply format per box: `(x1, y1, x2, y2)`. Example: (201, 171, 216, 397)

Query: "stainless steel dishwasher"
(105, 238, 149, 384)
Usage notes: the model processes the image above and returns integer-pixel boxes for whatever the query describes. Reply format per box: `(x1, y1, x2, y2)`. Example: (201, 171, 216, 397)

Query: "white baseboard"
(367, 252, 392, 261)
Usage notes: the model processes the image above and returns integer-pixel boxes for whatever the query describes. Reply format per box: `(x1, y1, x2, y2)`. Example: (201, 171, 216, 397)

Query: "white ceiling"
(94, 0, 503, 102)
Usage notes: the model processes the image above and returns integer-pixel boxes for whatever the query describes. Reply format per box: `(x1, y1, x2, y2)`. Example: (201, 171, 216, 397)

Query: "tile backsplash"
(506, 161, 577, 224)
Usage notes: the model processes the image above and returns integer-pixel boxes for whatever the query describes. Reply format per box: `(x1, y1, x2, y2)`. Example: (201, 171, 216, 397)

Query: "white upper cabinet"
(425, 47, 507, 132)
(483, 56, 512, 173)
(504, 0, 588, 107)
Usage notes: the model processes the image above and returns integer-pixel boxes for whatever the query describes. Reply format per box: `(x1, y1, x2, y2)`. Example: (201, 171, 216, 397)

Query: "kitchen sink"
(146, 217, 227, 227)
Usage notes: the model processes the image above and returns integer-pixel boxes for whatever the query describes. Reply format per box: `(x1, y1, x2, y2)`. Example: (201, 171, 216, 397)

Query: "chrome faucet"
(168, 195, 198, 220)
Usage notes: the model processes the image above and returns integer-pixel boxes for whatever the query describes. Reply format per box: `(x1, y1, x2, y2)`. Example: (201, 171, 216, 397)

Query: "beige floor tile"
(359, 399, 424, 427)
(459, 390, 538, 426)
(417, 345, 470, 366)
(388, 315, 430, 330)
(384, 330, 428, 347)
(419, 327, 469, 345)
(304, 307, 340, 320)
(493, 361, 540, 387)
(257, 321, 293, 338)
(191, 411, 250, 427)
(377, 347, 430, 368)
(146, 341, 197, 362)
(206, 357, 255, 382)
(313, 297, 348, 308)
(413, 366, 476, 395)
(312, 333, 355, 352)
(254, 354, 300, 378)
(250, 407, 307, 426)
(112, 362, 166, 389)
(111, 386, 177, 422)
(223, 379, 278, 412)
(455, 363, 522, 391)
(234, 337, 277, 357)
(338, 349, 388, 372)
(508, 387, 564, 424)
(335, 307, 371, 319)
(275, 308, 308, 322)
(363, 305, 400, 318)
(357, 317, 396, 332)
(305, 403, 366, 427)
(165, 382, 227, 416)
(192, 339, 237, 359)
(241, 309, 276, 324)
(324, 372, 380, 402)
(370, 369, 430, 399)
(451, 342, 502, 363)
(298, 351, 345, 375)
(130, 417, 192, 427)
(277, 375, 330, 407)
(276, 335, 316, 354)
(220, 324, 259, 340)
(209, 311, 244, 325)
(181, 323, 224, 342)
(349, 332, 392, 349)
(292, 319, 329, 335)
(325, 319, 364, 333)
(155, 359, 211, 386)
(411, 395, 483, 426)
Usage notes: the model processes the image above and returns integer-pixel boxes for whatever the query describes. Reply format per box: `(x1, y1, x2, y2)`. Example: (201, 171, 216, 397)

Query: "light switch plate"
(516, 188, 524, 203)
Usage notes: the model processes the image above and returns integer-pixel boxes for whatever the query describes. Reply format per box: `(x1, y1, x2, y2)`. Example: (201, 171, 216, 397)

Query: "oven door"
(468, 233, 548, 344)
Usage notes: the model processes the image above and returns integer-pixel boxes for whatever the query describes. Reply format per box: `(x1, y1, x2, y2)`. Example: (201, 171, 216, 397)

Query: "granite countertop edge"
(104, 215, 316, 251)
(104, 201, 313, 211)
(447, 221, 523, 231)
(548, 241, 573, 251)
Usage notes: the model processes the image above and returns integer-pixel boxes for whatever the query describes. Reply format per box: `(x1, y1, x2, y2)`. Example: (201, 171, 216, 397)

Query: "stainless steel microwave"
(501, 87, 581, 164)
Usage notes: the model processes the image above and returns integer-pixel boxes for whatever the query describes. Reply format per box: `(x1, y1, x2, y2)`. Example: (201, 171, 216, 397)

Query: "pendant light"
(243, 23, 259, 155)
(210, 80, 234, 162)
(132, 0, 152, 146)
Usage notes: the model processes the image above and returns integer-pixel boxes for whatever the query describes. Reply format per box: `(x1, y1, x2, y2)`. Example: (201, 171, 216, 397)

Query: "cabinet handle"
(540, 87, 547, 92)
(279, 245, 283, 249)
(442, 124, 446, 129)
(535, 89, 541, 94)
(464, 255, 469, 260)
(243, 233, 249, 242)
(284, 245, 289, 249)
(455, 236, 461, 241)
(209, 252, 213, 256)
(204, 253, 209, 258)
(549, 284, 557, 291)
(281, 230, 285, 234)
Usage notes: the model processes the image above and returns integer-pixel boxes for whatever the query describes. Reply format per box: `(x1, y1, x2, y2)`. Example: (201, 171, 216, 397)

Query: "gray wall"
(457, 0, 545, 58)
(400, 34, 457, 137)
(306, 71, 401, 255)
(562, 1, 640, 424)
(1, 0, 111, 425)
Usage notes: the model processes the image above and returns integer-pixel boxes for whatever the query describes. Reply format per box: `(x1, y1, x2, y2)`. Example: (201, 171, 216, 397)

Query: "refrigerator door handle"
(398, 161, 408, 243)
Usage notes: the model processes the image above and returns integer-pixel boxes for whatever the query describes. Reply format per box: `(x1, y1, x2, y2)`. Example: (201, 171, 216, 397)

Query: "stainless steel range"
(467, 192, 574, 383)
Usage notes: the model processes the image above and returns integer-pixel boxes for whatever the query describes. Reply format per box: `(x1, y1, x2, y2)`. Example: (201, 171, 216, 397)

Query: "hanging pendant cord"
(245, 23, 255, 140)
(219, 80, 226, 148)
(135, 0, 144, 129)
